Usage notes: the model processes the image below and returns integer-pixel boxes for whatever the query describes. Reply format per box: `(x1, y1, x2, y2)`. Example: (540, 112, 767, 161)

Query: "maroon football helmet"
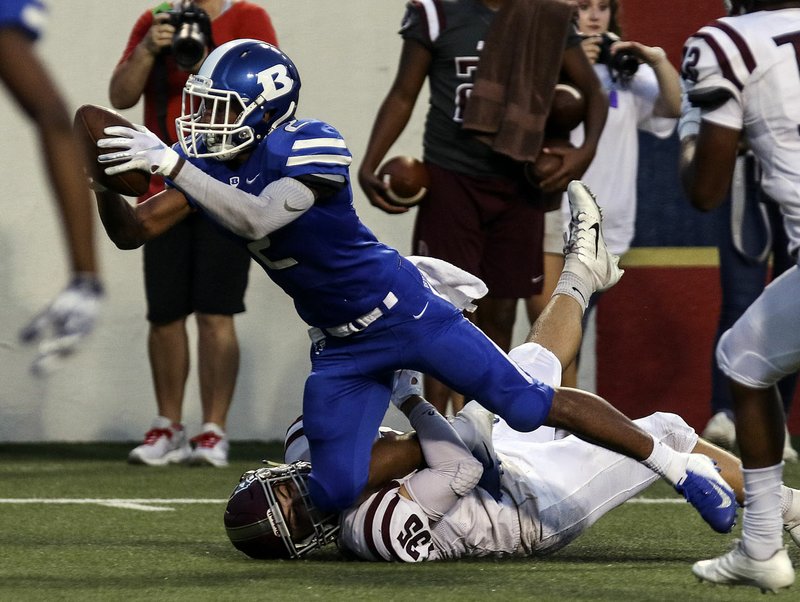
(224, 461, 339, 559)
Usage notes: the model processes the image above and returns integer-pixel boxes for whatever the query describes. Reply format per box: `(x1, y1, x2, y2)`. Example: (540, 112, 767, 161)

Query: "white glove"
(19, 274, 104, 376)
(97, 125, 180, 177)
(389, 369, 424, 409)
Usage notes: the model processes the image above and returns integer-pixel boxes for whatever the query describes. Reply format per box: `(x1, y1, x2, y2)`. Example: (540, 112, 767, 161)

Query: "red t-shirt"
(116, 1, 278, 198)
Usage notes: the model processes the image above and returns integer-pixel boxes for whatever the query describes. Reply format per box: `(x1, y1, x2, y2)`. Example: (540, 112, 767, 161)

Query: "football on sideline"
(378, 156, 430, 207)
(73, 104, 151, 197)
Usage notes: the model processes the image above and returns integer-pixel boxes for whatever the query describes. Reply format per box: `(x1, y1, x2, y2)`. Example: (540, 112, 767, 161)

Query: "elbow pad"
(449, 457, 483, 497)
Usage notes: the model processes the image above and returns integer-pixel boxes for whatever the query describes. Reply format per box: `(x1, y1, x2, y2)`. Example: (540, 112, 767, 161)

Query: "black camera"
(161, 1, 213, 70)
(596, 33, 639, 82)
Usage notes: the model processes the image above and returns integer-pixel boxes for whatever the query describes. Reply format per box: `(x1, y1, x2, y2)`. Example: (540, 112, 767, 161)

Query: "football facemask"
(176, 39, 300, 161)
(177, 76, 255, 160)
(224, 461, 340, 559)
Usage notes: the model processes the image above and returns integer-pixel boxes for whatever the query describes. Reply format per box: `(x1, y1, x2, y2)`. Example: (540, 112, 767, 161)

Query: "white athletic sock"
(553, 270, 592, 314)
(641, 435, 690, 485)
(742, 464, 784, 560)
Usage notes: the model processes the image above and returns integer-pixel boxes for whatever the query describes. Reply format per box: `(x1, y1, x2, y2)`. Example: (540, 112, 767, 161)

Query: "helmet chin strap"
(268, 101, 297, 134)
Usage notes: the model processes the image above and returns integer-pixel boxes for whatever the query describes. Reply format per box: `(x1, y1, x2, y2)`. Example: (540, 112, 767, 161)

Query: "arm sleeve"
(171, 162, 314, 239)
(403, 401, 483, 520)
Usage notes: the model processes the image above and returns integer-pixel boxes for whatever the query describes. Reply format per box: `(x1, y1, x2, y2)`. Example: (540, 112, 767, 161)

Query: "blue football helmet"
(176, 39, 301, 160)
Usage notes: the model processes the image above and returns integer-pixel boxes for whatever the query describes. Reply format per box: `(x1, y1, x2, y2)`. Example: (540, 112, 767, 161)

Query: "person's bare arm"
(108, 13, 174, 109)
(95, 186, 192, 249)
(679, 121, 740, 211)
(362, 434, 424, 502)
(357, 39, 431, 214)
(612, 40, 681, 118)
(539, 43, 608, 193)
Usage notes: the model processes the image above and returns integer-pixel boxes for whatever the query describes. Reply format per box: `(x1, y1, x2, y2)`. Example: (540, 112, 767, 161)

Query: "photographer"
(525, 0, 681, 388)
(108, 1, 277, 468)
(569, 0, 681, 258)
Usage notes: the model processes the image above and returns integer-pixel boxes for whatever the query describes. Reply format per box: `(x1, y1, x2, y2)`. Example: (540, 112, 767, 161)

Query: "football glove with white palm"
(97, 125, 181, 177)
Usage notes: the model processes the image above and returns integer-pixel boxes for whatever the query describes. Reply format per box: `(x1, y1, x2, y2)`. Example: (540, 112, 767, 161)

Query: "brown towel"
(461, 0, 574, 163)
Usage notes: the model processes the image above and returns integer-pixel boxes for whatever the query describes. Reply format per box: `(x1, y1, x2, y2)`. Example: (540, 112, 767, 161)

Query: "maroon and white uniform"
(682, 10, 800, 389)
(339, 344, 699, 561)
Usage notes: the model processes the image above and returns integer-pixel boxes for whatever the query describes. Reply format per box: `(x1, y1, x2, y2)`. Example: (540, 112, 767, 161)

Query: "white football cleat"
(693, 540, 795, 593)
(390, 370, 424, 408)
(189, 423, 230, 467)
(674, 454, 737, 533)
(128, 416, 191, 466)
(701, 411, 737, 451)
(563, 180, 623, 293)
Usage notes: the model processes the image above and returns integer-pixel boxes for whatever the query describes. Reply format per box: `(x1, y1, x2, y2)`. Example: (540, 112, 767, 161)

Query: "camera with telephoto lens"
(157, 1, 213, 70)
(596, 33, 639, 82)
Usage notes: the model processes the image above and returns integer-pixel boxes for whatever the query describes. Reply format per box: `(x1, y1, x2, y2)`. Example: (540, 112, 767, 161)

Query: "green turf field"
(1, 441, 798, 601)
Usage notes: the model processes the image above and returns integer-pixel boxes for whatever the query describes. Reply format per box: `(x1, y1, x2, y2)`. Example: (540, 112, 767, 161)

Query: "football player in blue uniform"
(93, 40, 736, 526)
(1, 0, 103, 372)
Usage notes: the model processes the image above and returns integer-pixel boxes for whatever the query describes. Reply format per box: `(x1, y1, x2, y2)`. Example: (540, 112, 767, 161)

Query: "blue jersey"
(0, 0, 46, 40)
(177, 117, 555, 514)
(180, 119, 402, 328)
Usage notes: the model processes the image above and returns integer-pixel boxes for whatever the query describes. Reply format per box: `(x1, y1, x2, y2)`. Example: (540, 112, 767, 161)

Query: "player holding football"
(680, 0, 800, 592)
(91, 40, 735, 527)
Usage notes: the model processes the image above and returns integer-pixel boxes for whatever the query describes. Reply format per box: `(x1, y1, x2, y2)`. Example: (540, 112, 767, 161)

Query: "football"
(378, 156, 430, 207)
(526, 138, 574, 183)
(545, 83, 586, 136)
(73, 104, 151, 197)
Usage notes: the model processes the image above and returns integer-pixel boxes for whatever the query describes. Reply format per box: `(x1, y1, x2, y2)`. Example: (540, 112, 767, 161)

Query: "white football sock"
(553, 270, 592, 314)
(742, 464, 784, 560)
(642, 435, 690, 485)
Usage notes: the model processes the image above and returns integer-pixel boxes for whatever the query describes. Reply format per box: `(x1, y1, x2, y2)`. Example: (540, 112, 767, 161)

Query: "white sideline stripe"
(98, 502, 175, 512)
(629, 498, 684, 504)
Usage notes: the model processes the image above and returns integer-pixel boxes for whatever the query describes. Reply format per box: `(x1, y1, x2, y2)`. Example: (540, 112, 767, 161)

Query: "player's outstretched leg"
(674, 454, 737, 533)
(563, 180, 623, 294)
(692, 541, 794, 593)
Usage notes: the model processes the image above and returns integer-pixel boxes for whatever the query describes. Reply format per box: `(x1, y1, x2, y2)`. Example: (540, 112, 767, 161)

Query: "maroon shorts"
(412, 163, 544, 298)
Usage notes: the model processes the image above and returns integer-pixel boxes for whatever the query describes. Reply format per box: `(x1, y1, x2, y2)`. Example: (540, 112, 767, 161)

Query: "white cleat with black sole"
(564, 180, 624, 293)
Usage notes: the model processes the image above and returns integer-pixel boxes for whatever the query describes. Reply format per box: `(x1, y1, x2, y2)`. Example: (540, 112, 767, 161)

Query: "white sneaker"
(128, 416, 191, 466)
(564, 181, 623, 292)
(390, 370, 424, 408)
(785, 426, 798, 463)
(693, 540, 795, 593)
(701, 412, 737, 451)
(189, 423, 229, 467)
